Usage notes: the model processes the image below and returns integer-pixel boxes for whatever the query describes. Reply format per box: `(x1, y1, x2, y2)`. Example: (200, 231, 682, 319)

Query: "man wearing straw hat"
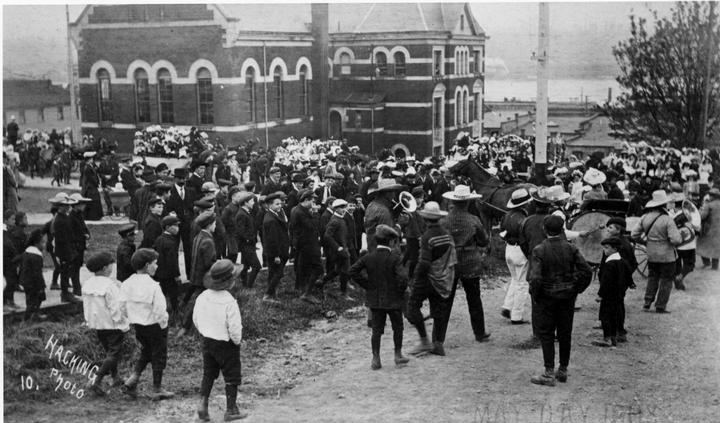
(500, 188, 533, 324)
(364, 178, 405, 252)
(631, 190, 683, 313)
(440, 185, 492, 343)
(49, 193, 82, 303)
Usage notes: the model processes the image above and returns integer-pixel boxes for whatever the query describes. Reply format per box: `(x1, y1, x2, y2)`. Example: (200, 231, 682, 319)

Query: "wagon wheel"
(633, 242, 648, 278)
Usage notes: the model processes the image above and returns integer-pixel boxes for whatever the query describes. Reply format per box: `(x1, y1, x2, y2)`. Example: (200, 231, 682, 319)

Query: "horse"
(449, 159, 536, 228)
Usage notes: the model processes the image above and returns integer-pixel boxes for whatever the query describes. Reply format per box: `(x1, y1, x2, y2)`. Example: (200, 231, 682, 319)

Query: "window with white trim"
(97, 69, 112, 122)
(340, 52, 352, 75)
(157, 68, 174, 123)
(134, 69, 151, 123)
(245, 67, 256, 122)
(197, 67, 213, 124)
(299, 65, 309, 116)
(273, 67, 284, 120)
(375, 52, 387, 76)
(394, 52, 406, 76)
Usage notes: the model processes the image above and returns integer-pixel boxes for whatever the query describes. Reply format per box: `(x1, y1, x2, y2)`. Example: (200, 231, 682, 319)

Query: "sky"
(1, 1, 678, 100)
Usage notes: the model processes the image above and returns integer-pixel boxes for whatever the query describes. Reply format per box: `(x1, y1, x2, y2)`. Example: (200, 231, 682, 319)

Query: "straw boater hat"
(530, 187, 553, 204)
(417, 201, 448, 220)
(583, 168, 606, 186)
(367, 178, 404, 195)
(644, 190, 674, 208)
(442, 185, 482, 201)
(48, 193, 78, 205)
(203, 259, 241, 291)
(68, 193, 91, 203)
(507, 188, 532, 209)
(544, 185, 570, 203)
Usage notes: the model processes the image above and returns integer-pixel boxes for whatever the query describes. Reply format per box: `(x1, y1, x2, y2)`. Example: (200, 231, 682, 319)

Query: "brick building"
(71, 3, 486, 156)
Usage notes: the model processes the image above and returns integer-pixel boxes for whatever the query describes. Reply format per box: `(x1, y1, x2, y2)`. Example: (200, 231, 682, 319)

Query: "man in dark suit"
(262, 192, 290, 303)
(261, 166, 284, 196)
(69, 194, 91, 296)
(82, 154, 105, 220)
(284, 173, 305, 216)
(3, 211, 20, 309)
(323, 199, 351, 299)
(236, 192, 261, 288)
(186, 161, 206, 205)
(164, 168, 194, 277)
(179, 213, 216, 336)
(290, 189, 322, 303)
(116, 223, 137, 282)
(153, 215, 181, 317)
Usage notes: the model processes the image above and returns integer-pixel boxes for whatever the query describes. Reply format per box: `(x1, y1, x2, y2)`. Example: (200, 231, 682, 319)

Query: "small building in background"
(3, 79, 71, 132)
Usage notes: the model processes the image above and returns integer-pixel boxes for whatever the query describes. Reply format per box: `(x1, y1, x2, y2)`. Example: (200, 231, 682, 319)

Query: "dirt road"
(130, 267, 720, 423)
(8, 267, 719, 423)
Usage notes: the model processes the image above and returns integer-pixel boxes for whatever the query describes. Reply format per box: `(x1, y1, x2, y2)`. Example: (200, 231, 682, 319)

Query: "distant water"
(485, 78, 622, 104)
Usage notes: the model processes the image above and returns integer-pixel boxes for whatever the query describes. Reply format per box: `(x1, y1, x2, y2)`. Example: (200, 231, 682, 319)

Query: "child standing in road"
(82, 251, 129, 396)
(19, 229, 47, 321)
(594, 237, 630, 348)
(349, 224, 410, 370)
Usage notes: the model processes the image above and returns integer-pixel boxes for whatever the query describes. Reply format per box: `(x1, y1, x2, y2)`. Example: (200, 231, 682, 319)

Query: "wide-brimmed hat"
(442, 185, 482, 201)
(645, 190, 674, 208)
(48, 192, 78, 205)
(417, 201, 448, 220)
(68, 193, 91, 203)
(201, 182, 218, 193)
(544, 185, 570, 203)
(203, 259, 241, 291)
(583, 168, 606, 186)
(507, 188, 532, 209)
(531, 187, 553, 205)
(368, 178, 404, 195)
(331, 199, 348, 208)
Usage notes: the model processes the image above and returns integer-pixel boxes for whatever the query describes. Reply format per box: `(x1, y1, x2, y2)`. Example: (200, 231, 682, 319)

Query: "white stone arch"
(187, 59, 220, 83)
(472, 79, 483, 93)
(88, 60, 117, 82)
(126, 59, 154, 83)
(389, 45, 411, 62)
(333, 47, 355, 64)
(268, 57, 289, 79)
(240, 58, 262, 81)
(432, 82, 447, 97)
(295, 57, 313, 80)
(151, 60, 179, 81)
(371, 46, 393, 63)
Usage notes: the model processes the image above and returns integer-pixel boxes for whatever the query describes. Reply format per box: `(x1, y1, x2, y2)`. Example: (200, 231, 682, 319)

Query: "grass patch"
(26, 223, 123, 269)
(17, 186, 84, 216)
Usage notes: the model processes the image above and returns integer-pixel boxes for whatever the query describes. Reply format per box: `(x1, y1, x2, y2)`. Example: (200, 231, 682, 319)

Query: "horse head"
(449, 159, 501, 189)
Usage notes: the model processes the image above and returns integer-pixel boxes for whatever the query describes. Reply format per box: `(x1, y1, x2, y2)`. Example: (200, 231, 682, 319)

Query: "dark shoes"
(371, 355, 381, 370)
(430, 341, 445, 356)
(475, 332, 491, 342)
(555, 367, 568, 383)
(394, 353, 410, 367)
(60, 293, 81, 303)
(642, 304, 651, 311)
(531, 369, 556, 387)
(224, 405, 248, 421)
(592, 337, 617, 347)
(150, 388, 175, 401)
(616, 333, 628, 343)
(197, 399, 210, 422)
(511, 320, 528, 325)
(122, 374, 139, 399)
(500, 309, 511, 319)
(656, 308, 671, 314)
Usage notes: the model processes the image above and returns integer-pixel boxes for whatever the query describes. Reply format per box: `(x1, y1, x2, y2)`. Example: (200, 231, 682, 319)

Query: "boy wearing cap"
(323, 199, 352, 299)
(262, 193, 290, 303)
(290, 189, 323, 303)
(221, 186, 243, 263)
(19, 229, 47, 320)
(153, 215, 182, 316)
(349, 224, 410, 370)
(527, 215, 592, 386)
(193, 259, 247, 421)
(593, 237, 630, 348)
(141, 198, 164, 249)
(69, 195, 91, 296)
(121, 248, 173, 400)
(236, 192, 261, 288)
(82, 251, 129, 396)
(116, 224, 137, 282)
(179, 213, 217, 335)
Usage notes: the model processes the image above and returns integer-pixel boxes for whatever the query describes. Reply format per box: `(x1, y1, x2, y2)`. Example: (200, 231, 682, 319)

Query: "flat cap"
(194, 199, 214, 210)
(543, 215, 565, 235)
(375, 224, 399, 240)
(298, 189, 318, 202)
(196, 213, 216, 229)
(161, 215, 180, 228)
(117, 223, 137, 237)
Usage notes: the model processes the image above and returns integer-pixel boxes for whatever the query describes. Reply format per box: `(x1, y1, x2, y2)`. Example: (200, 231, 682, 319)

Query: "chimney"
(311, 3, 329, 139)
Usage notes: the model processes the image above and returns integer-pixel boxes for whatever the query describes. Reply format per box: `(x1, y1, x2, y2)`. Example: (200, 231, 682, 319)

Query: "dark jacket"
(52, 211, 76, 262)
(116, 239, 136, 282)
(19, 249, 46, 300)
(70, 209, 89, 253)
(289, 204, 321, 257)
(236, 207, 257, 249)
(191, 230, 216, 286)
(324, 213, 349, 259)
(349, 247, 408, 309)
(527, 237, 593, 300)
(3, 230, 19, 281)
(261, 178, 284, 196)
(141, 213, 163, 249)
(500, 208, 528, 246)
(153, 232, 180, 280)
(597, 254, 628, 301)
(519, 212, 550, 258)
(262, 209, 290, 260)
(165, 185, 194, 227)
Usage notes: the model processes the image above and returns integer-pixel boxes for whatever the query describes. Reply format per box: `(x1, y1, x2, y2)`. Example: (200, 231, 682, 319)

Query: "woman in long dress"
(697, 188, 720, 270)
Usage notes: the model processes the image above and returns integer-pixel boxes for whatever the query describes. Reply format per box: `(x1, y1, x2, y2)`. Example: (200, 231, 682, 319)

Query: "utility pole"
(262, 42, 269, 150)
(533, 3, 549, 183)
(65, 5, 80, 145)
(700, 1, 716, 149)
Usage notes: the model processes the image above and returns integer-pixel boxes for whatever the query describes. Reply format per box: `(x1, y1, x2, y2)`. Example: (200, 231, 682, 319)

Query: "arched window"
(394, 52, 406, 76)
(273, 67, 284, 120)
(157, 68, 174, 123)
(455, 91, 462, 125)
(299, 65, 309, 116)
(463, 91, 469, 124)
(134, 69, 150, 123)
(245, 67, 256, 122)
(97, 69, 112, 121)
(375, 52, 387, 76)
(197, 68, 213, 124)
(340, 52, 352, 75)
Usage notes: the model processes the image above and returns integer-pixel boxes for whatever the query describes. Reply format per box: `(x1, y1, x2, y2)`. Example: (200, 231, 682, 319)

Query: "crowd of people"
(4, 126, 720, 418)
